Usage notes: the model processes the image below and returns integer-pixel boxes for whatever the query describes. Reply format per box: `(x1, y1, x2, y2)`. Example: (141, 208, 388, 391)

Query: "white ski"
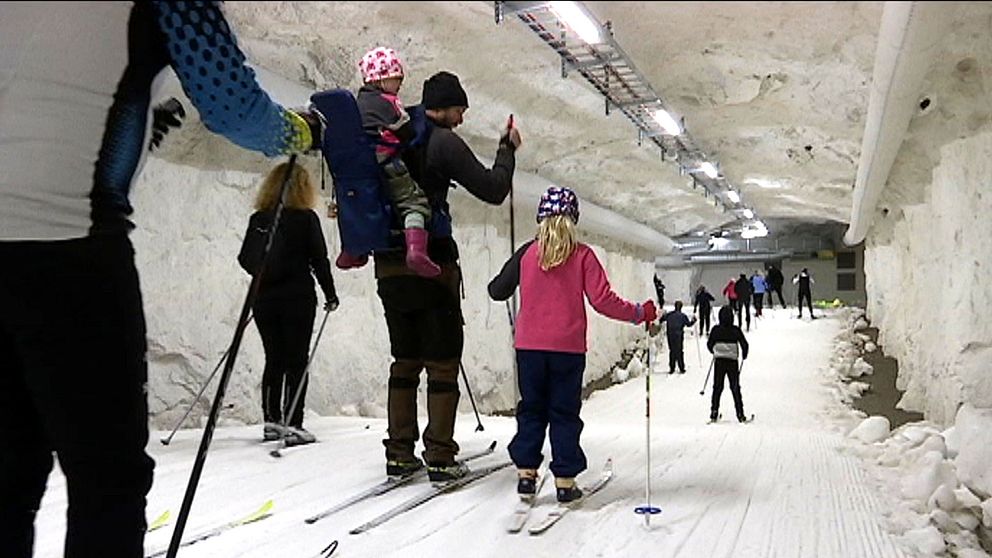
(505, 462, 551, 533)
(146, 500, 273, 557)
(528, 459, 614, 535)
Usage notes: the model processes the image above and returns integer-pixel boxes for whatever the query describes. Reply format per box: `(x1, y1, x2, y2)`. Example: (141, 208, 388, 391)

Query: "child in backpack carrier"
(488, 186, 657, 503)
(335, 46, 440, 277)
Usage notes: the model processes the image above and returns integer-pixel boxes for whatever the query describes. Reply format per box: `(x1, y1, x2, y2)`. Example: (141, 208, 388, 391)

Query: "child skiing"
(335, 46, 440, 277)
(706, 306, 750, 423)
(488, 186, 656, 502)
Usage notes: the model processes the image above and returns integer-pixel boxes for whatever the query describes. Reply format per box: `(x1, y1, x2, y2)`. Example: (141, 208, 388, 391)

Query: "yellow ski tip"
(239, 500, 274, 526)
(147, 509, 171, 532)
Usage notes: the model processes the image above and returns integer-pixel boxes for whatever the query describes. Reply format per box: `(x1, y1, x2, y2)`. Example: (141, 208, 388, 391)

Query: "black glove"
(149, 98, 186, 152)
(323, 295, 339, 312)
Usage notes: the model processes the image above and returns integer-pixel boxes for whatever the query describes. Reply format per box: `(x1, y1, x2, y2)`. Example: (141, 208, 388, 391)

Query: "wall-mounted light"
(549, 2, 602, 44)
(651, 108, 682, 136)
(726, 190, 740, 203)
(699, 162, 718, 179)
(742, 208, 754, 219)
(741, 220, 768, 239)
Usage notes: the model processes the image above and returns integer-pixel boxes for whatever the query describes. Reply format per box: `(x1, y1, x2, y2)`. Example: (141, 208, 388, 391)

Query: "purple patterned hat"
(536, 186, 580, 224)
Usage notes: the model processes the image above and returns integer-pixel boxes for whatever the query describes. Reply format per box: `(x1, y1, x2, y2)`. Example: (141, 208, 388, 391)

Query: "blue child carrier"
(310, 88, 443, 257)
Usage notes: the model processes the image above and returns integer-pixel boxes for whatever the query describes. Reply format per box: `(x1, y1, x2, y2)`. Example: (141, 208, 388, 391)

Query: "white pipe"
(844, 1, 951, 246)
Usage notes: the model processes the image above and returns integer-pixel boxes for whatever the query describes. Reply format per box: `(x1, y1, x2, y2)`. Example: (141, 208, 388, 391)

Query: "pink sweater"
(515, 243, 640, 353)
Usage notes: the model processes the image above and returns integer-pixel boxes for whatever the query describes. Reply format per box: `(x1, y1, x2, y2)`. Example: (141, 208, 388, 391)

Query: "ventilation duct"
(844, 1, 952, 246)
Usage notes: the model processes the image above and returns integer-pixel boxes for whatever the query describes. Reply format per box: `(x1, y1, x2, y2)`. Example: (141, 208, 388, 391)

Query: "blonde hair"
(254, 162, 318, 211)
(537, 215, 578, 271)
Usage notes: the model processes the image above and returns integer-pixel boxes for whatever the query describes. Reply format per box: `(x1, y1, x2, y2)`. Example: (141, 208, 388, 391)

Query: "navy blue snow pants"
(508, 350, 587, 479)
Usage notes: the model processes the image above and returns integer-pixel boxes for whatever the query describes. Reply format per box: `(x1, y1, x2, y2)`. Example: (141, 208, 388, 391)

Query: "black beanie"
(422, 71, 469, 110)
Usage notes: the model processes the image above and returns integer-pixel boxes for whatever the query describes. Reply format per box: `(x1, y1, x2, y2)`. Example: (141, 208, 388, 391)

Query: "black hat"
(422, 71, 469, 110)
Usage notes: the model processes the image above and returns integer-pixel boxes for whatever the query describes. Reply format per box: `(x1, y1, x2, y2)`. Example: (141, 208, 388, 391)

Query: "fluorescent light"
(652, 109, 681, 136)
(727, 190, 740, 203)
(699, 162, 718, 179)
(741, 221, 768, 239)
(742, 208, 754, 219)
(549, 2, 602, 44)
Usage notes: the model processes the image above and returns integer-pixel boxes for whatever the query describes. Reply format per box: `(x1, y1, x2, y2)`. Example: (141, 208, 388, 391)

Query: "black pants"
(0, 234, 154, 558)
(770, 286, 786, 308)
(711, 359, 745, 420)
(667, 334, 686, 373)
(698, 307, 711, 336)
(737, 298, 751, 330)
(253, 295, 316, 428)
(798, 289, 814, 317)
(754, 293, 764, 316)
(509, 350, 587, 479)
(377, 265, 464, 465)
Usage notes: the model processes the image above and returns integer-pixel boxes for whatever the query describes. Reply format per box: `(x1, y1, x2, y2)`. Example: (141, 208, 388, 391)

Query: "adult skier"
(653, 274, 666, 309)
(793, 268, 816, 319)
(662, 301, 696, 374)
(0, 2, 319, 556)
(734, 273, 753, 331)
(766, 264, 786, 309)
(750, 270, 768, 317)
(693, 285, 715, 336)
(707, 306, 750, 423)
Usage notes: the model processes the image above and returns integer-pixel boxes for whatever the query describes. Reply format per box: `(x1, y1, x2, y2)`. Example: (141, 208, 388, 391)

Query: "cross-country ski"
(527, 459, 614, 535)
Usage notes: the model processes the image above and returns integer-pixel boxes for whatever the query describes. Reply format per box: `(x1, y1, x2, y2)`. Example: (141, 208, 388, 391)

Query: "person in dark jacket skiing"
(374, 71, 521, 482)
(793, 268, 816, 319)
(734, 273, 753, 331)
(766, 264, 786, 309)
(0, 3, 318, 556)
(663, 301, 696, 374)
(693, 285, 715, 336)
(707, 306, 750, 423)
(488, 186, 656, 502)
(653, 274, 666, 308)
(239, 164, 339, 446)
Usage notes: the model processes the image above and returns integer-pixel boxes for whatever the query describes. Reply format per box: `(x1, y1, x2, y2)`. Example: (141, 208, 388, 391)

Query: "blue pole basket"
(634, 506, 662, 515)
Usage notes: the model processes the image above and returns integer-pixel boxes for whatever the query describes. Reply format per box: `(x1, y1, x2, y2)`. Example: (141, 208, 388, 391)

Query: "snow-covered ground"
(32, 309, 989, 557)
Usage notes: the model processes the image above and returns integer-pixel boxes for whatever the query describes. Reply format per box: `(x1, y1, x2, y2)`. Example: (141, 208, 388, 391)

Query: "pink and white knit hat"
(359, 47, 405, 83)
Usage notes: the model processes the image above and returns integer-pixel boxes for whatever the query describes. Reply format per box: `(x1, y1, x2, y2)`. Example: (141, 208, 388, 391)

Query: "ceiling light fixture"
(651, 108, 682, 136)
(742, 208, 754, 219)
(727, 190, 741, 203)
(699, 162, 718, 179)
(548, 2, 602, 44)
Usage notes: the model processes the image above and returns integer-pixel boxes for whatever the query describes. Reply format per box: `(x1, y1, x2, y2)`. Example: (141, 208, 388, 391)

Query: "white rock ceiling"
(209, 2, 889, 239)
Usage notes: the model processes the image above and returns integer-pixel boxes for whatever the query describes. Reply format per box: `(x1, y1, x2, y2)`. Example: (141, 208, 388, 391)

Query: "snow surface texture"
(34, 309, 940, 557)
(832, 309, 992, 557)
(133, 157, 654, 429)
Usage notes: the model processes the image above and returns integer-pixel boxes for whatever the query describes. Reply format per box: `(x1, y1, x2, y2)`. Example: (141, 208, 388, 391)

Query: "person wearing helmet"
(335, 47, 440, 278)
(488, 186, 657, 503)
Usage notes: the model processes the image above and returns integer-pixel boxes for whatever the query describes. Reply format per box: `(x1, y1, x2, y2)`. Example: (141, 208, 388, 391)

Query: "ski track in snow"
(32, 309, 911, 558)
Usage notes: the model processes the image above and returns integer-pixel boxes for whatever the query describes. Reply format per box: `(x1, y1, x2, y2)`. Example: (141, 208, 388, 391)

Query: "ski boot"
(263, 422, 287, 441)
(283, 426, 317, 447)
(386, 457, 424, 478)
(555, 478, 583, 504)
(427, 461, 470, 483)
(517, 469, 539, 497)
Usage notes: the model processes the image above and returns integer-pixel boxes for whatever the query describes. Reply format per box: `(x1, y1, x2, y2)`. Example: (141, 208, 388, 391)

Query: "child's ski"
(304, 441, 497, 525)
(349, 461, 512, 535)
(146, 500, 273, 557)
(707, 413, 723, 424)
(505, 462, 551, 533)
(527, 459, 614, 535)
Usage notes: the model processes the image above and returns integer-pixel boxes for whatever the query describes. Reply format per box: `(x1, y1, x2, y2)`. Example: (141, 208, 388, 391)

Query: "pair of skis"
(506, 458, 614, 535)
(145, 500, 275, 557)
(707, 413, 755, 424)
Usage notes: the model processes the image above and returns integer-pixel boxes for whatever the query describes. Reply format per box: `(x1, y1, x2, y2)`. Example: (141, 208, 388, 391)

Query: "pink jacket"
(513, 243, 641, 353)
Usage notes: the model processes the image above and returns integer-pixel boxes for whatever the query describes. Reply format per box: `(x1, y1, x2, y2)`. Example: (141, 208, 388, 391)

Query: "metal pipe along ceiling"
(844, 1, 952, 246)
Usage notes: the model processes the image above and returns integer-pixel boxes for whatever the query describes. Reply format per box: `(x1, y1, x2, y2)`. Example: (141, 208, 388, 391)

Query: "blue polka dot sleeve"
(152, 1, 310, 156)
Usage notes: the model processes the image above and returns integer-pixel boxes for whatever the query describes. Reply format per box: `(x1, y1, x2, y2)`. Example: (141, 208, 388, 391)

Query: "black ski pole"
(458, 362, 485, 432)
(160, 315, 253, 446)
(271, 308, 332, 458)
(166, 155, 298, 558)
(699, 357, 715, 396)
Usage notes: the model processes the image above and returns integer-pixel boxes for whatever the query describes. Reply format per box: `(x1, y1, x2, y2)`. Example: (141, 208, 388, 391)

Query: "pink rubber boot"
(404, 229, 441, 277)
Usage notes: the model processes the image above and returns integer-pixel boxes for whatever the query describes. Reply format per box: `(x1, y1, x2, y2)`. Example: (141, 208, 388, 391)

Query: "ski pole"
(166, 155, 298, 558)
(699, 357, 715, 396)
(694, 324, 702, 369)
(458, 362, 485, 432)
(271, 307, 332, 458)
(160, 315, 254, 446)
(634, 324, 661, 526)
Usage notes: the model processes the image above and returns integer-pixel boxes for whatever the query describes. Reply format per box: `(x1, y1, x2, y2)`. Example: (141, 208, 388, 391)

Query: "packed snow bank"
(830, 309, 992, 556)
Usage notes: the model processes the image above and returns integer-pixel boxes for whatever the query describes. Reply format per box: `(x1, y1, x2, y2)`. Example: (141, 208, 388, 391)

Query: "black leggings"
(698, 307, 711, 335)
(797, 290, 814, 317)
(711, 359, 745, 420)
(254, 296, 316, 427)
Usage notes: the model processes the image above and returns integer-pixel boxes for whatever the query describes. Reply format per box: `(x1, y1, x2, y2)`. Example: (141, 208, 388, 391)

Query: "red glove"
(641, 300, 658, 324)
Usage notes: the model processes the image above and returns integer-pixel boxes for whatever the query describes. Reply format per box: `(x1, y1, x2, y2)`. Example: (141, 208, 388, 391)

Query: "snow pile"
(849, 416, 890, 443)
(819, 308, 880, 407)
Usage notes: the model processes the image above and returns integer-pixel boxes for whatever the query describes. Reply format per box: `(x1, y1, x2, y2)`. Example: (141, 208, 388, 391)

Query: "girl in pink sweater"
(488, 186, 657, 502)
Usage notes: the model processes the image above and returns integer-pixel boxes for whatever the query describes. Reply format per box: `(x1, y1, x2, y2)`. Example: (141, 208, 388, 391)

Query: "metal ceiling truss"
(494, 1, 759, 227)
